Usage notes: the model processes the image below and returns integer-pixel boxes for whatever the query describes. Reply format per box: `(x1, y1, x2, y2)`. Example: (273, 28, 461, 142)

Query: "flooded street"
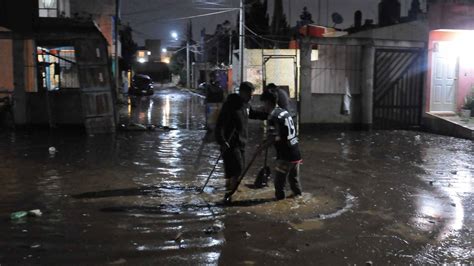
(0, 87, 472, 265)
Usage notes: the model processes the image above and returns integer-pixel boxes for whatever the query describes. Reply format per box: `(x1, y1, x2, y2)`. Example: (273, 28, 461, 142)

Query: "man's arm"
(249, 106, 268, 120)
(215, 101, 229, 147)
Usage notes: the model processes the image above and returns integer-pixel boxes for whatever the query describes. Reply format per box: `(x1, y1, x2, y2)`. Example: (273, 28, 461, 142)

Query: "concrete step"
(424, 112, 474, 140)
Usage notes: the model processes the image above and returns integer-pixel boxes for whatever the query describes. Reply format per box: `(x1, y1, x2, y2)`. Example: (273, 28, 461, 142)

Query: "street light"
(170, 28, 191, 89)
(171, 31, 178, 41)
(162, 48, 167, 53)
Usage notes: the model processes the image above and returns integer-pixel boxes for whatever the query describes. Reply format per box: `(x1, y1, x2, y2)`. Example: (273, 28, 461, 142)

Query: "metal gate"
(373, 48, 425, 129)
(75, 38, 116, 134)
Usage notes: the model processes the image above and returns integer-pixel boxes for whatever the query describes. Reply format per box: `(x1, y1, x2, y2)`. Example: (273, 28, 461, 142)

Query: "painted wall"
(0, 39, 14, 93)
(425, 30, 474, 112)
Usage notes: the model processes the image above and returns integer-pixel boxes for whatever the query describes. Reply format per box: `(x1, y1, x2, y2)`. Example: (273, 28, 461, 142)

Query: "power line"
(130, 28, 155, 38)
(133, 8, 239, 26)
(122, 2, 194, 16)
(245, 25, 289, 44)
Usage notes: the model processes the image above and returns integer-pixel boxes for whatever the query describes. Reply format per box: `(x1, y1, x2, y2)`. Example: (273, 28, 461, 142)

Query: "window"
(37, 46, 80, 90)
(39, 0, 58, 17)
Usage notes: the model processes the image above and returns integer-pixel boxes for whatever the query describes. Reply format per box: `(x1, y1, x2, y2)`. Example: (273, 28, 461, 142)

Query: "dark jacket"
(268, 107, 301, 162)
(215, 93, 267, 148)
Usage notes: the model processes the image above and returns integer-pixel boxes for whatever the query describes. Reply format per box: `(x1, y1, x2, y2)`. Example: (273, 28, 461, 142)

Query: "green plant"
(462, 95, 474, 109)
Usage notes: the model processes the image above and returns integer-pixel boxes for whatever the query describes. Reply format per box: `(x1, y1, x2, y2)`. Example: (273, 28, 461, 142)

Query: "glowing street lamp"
(171, 31, 178, 41)
(162, 48, 167, 53)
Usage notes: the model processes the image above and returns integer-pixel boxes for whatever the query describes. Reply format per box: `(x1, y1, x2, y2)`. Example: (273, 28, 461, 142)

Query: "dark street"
(0, 87, 472, 265)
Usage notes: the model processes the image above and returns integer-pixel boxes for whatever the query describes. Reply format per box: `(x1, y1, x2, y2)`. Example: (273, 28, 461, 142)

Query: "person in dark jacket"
(260, 90, 302, 200)
(215, 81, 267, 193)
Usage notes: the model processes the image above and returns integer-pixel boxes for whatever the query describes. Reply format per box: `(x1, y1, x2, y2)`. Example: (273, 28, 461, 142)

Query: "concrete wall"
(310, 45, 362, 94)
(300, 38, 369, 126)
(305, 94, 362, 124)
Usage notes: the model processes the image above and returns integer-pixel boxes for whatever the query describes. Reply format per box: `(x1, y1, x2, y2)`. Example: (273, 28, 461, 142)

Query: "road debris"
(10, 211, 28, 220)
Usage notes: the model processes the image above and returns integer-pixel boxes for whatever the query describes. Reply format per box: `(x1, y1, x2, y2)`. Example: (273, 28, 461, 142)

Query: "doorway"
(430, 41, 458, 112)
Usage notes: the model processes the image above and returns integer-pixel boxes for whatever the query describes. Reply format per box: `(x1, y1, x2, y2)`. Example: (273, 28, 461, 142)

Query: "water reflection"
(162, 95, 170, 127)
(125, 89, 205, 130)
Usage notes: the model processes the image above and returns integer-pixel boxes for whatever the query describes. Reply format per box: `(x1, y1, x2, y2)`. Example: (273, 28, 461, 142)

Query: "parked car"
(128, 74, 154, 96)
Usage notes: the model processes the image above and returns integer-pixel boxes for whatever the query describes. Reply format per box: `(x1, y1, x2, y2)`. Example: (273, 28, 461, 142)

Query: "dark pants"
(274, 160, 302, 200)
(222, 147, 245, 179)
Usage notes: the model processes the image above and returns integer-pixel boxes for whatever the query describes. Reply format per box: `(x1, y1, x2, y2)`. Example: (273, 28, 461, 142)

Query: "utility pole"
(115, 0, 120, 94)
(186, 41, 190, 89)
(186, 19, 191, 89)
(239, 0, 245, 85)
(228, 33, 232, 66)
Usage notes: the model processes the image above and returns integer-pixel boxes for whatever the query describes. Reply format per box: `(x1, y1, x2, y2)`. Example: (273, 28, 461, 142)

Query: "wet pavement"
(0, 87, 472, 265)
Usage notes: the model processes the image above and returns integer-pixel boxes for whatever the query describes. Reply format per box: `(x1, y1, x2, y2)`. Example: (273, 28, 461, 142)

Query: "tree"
(270, 0, 290, 48)
(378, 0, 401, 27)
(244, 0, 270, 48)
(298, 6, 314, 27)
(168, 42, 186, 84)
(408, 0, 422, 20)
(119, 24, 138, 72)
(169, 40, 196, 85)
(210, 20, 232, 65)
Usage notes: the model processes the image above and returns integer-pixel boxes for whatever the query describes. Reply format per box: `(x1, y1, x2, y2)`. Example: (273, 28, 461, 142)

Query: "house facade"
(0, 0, 117, 133)
(297, 0, 473, 139)
(425, 0, 474, 114)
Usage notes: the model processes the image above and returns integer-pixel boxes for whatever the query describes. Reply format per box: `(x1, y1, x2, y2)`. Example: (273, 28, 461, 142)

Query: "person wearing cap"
(215, 81, 267, 194)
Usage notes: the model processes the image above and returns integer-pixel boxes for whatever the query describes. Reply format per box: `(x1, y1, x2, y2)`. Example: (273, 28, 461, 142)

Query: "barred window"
(37, 46, 79, 90)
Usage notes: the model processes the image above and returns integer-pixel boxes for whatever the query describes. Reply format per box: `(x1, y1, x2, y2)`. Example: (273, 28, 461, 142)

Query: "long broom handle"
(224, 139, 272, 200)
(199, 129, 236, 193)
(199, 153, 222, 193)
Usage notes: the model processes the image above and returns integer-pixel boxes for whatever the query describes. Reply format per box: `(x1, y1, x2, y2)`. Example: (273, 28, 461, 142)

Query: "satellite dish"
(331, 12, 344, 26)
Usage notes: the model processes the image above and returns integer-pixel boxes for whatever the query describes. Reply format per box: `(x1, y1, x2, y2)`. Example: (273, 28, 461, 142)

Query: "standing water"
(0, 87, 472, 265)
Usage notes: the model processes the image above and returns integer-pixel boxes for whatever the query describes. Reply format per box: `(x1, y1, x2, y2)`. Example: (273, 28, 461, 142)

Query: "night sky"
(121, 0, 427, 46)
